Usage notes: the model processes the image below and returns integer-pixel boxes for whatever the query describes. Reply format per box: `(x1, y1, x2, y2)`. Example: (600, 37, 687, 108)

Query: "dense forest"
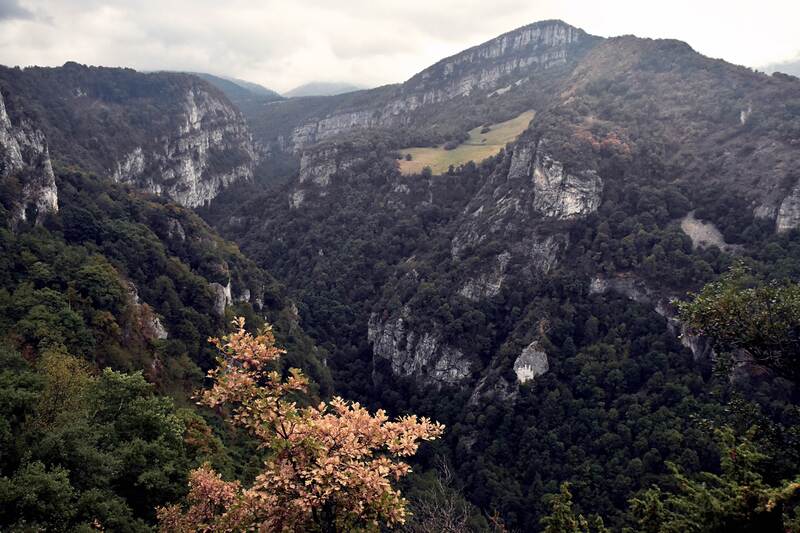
(0, 166, 332, 530)
(202, 136, 800, 530)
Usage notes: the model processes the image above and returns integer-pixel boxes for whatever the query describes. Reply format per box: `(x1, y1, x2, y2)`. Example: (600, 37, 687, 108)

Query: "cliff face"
(112, 87, 256, 207)
(250, 21, 800, 234)
(513, 341, 550, 383)
(0, 64, 256, 208)
(251, 20, 597, 152)
(403, 20, 587, 104)
(589, 274, 713, 362)
(451, 138, 601, 278)
(776, 183, 800, 232)
(368, 308, 472, 387)
(0, 90, 58, 225)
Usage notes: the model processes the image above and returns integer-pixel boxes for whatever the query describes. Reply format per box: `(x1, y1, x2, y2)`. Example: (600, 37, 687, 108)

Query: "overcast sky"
(0, 0, 798, 93)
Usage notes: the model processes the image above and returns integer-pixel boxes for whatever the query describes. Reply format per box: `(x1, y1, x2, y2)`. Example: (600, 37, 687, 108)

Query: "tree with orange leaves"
(157, 317, 444, 532)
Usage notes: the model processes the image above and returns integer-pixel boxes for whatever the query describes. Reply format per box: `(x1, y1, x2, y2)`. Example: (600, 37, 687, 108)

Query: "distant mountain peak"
(190, 72, 283, 102)
(284, 82, 366, 98)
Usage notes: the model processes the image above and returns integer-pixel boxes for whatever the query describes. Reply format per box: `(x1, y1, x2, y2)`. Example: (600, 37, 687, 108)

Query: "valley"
(1, 14, 800, 533)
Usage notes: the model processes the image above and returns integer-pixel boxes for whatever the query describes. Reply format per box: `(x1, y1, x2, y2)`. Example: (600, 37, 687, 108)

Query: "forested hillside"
(0, 64, 335, 530)
(200, 19, 800, 531)
(0, 163, 337, 530)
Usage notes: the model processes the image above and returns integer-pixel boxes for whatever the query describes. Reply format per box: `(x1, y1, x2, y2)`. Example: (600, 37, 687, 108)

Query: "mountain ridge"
(0, 62, 257, 208)
(243, 19, 597, 154)
(198, 20, 800, 527)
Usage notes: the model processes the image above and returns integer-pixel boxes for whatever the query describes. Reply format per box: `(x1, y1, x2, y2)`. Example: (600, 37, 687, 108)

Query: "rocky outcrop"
(0, 91, 58, 225)
(405, 21, 587, 102)
(513, 341, 550, 383)
(210, 281, 233, 317)
(503, 139, 603, 219)
(368, 308, 472, 387)
(589, 275, 653, 306)
(469, 374, 516, 405)
(166, 218, 187, 241)
(113, 88, 255, 207)
(289, 142, 368, 207)
(523, 143, 603, 219)
(680, 211, 741, 253)
(589, 274, 712, 361)
(459, 252, 511, 300)
(297, 144, 362, 187)
(289, 189, 307, 209)
(125, 282, 168, 341)
(776, 181, 800, 233)
(469, 340, 550, 404)
(451, 139, 599, 275)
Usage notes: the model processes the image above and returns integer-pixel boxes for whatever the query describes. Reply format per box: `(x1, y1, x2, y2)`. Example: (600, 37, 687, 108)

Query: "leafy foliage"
(541, 483, 608, 533)
(0, 346, 209, 531)
(159, 318, 443, 532)
(679, 265, 800, 381)
(628, 428, 800, 532)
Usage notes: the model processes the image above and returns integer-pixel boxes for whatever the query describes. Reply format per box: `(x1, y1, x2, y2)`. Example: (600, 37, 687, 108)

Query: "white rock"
(776, 180, 800, 232)
(210, 280, 233, 316)
(513, 341, 549, 384)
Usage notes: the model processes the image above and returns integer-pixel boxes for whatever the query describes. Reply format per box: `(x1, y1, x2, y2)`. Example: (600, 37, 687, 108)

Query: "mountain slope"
(202, 19, 800, 528)
(0, 64, 329, 530)
(0, 62, 256, 207)
(243, 21, 800, 233)
(192, 72, 283, 104)
(244, 20, 598, 153)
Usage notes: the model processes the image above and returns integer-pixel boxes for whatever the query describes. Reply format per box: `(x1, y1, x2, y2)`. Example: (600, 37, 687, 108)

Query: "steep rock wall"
(113, 87, 256, 207)
(368, 308, 472, 387)
(287, 21, 596, 150)
(451, 138, 601, 273)
(0, 90, 58, 225)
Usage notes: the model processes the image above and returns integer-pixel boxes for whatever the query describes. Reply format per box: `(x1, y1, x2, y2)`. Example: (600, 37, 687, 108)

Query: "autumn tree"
(158, 318, 443, 532)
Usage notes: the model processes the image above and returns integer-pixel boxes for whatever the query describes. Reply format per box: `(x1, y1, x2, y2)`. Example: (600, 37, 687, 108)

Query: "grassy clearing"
(397, 110, 535, 175)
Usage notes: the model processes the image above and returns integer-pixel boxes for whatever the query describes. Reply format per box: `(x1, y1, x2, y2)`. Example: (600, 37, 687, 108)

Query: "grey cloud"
(0, 0, 33, 20)
(0, 1, 797, 92)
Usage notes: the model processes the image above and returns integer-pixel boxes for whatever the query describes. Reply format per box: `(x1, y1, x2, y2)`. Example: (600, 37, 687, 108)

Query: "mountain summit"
(236, 19, 800, 234)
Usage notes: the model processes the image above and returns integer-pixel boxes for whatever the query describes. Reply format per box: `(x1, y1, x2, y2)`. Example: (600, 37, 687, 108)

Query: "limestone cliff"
(776, 181, 800, 233)
(368, 308, 472, 387)
(0, 64, 255, 209)
(112, 87, 256, 207)
(0, 90, 58, 225)
(513, 341, 550, 383)
(289, 142, 368, 207)
(272, 20, 597, 151)
(451, 138, 601, 272)
(458, 252, 511, 301)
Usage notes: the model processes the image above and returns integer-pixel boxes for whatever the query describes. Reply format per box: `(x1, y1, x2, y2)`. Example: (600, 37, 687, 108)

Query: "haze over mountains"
(284, 81, 366, 98)
(2, 16, 800, 532)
